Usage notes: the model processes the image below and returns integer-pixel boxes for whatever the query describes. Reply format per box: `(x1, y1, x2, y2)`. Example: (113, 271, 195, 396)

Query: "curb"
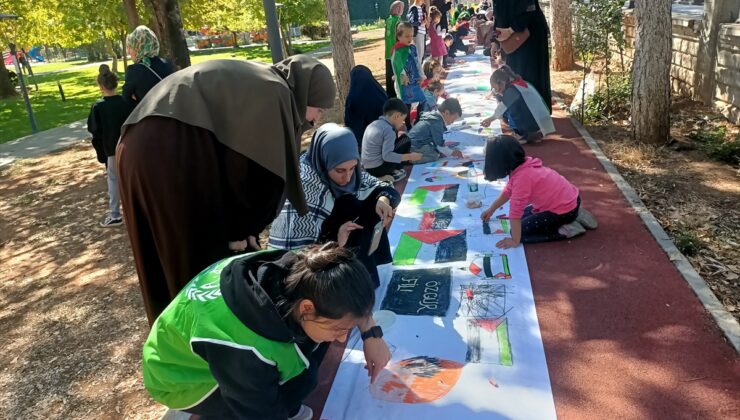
(553, 95, 740, 354)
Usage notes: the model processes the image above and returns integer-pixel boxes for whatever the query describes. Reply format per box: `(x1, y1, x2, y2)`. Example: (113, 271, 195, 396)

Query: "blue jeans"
(107, 156, 121, 219)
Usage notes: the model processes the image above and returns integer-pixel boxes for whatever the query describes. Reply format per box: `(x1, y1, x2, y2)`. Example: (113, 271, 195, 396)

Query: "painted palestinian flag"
(419, 206, 453, 230)
(409, 184, 460, 207)
(482, 219, 510, 235)
(466, 317, 513, 366)
(469, 253, 512, 279)
(370, 356, 464, 403)
(394, 229, 467, 266)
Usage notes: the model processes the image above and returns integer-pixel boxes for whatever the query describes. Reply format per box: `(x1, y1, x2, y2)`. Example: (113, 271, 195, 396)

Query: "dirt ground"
(2, 36, 738, 419)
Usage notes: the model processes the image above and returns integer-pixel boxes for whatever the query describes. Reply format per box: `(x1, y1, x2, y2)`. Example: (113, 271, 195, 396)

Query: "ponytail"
(97, 64, 118, 91)
(282, 242, 375, 320)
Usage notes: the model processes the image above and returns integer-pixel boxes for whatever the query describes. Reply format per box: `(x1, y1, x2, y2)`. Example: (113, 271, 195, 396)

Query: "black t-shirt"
(121, 56, 174, 108)
(87, 95, 130, 159)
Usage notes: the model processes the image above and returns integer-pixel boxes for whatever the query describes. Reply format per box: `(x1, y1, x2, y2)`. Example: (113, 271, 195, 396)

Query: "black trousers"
(365, 135, 411, 178)
(521, 196, 580, 243)
(320, 194, 393, 288)
(186, 343, 330, 418)
(385, 59, 397, 98)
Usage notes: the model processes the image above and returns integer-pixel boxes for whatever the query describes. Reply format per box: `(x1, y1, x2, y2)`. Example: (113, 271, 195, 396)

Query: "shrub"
(673, 229, 702, 256)
(688, 126, 740, 166)
(582, 72, 632, 124)
(301, 23, 330, 40)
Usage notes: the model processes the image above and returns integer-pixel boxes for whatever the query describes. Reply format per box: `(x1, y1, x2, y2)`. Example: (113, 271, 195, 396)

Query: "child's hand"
(451, 150, 464, 159)
(481, 206, 495, 222)
(363, 337, 391, 384)
(338, 221, 363, 247)
(401, 74, 409, 85)
(247, 235, 261, 250)
(496, 237, 520, 249)
(405, 152, 423, 162)
(481, 117, 493, 128)
(228, 240, 247, 252)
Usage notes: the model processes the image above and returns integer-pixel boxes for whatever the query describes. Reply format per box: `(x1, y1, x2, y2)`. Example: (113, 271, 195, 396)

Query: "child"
(87, 64, 130, 227)
(427, 6, 448, 65)
(481, 66, 555, 143)
(488, 39, 505, 69)
(391, 22, 427, 127)
(142, 243, 390, 420)
(443, 34, 454, 68)
(480, 136, 598, 247)
(362, 98, 423, 181)
(421, 81, 445, 114)
(408, 0, 427, 71)
(421, 58, 443, 89)
(447, 14, 472, 58)
(384, 1, 405, 98)
(408, 97, 463, 164)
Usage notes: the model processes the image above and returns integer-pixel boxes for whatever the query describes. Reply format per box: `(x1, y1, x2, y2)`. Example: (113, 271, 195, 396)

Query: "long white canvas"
(320, 52, 556, 420)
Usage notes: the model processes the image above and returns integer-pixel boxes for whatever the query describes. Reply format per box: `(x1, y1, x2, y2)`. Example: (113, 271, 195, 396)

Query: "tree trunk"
(107, 38, 119, 74)
(122, 0, 140, 31)
(694, 0, 739, 105)
(325, 0, 355, 109)
(550, 0, 575, 70)
(144, 0, 191, 69)
(631, 0, 672, 144)
(0, 63, 17, 98)
(122, 31, 129, 69)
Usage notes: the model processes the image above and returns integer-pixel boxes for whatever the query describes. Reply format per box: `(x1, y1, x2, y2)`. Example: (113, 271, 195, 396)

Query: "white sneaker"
(288, 405, 313, 420)
(100, 216, 123, 227)
(576, 207, 598, 229)
(391, 169, 407, 182)
(558, 221, 586, 238)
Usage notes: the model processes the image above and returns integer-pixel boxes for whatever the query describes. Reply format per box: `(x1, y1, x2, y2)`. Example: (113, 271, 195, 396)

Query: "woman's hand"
(363, 337, 391, 384)
(338, 221, 363, 247)
(376, 197, 394, 227)
(228, 240, 247, 252)
(247, 235, 261, 250)
(481, 206, 495, 222)
(481, 117, 493, 127)
(496, 27, 514, 41)
(496, 237, 520, 249)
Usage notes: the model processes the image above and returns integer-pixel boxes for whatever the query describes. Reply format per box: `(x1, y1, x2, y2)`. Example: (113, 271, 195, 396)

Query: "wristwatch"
(361, 326, 383, 341)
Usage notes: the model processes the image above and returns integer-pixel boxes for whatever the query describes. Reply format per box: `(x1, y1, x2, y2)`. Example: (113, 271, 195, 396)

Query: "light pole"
(261, 0, 284, 63)
(1, 13, 37, 133)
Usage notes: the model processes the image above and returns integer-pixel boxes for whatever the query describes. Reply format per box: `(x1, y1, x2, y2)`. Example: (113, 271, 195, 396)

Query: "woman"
(122, 25, 174, 108)
(494, 0, 552, 113)
(269, 124, 400, 287)
(384, 1, 405, 98)
(143, 243, 390, 419)
(117, 55, 336, 324)
(344, 65, 388, 149)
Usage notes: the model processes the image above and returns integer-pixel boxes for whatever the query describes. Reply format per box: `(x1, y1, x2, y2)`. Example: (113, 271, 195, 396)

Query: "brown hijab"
(122, 55, 336, 215)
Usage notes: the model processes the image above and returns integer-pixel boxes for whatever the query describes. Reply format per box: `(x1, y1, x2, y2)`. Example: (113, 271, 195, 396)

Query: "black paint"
(482, 220, 491, 235)
(436, 230, 467, 263)
(400, 356, 443, 378)
(441, 184, 460, 202)
(381, 267, 452, 316)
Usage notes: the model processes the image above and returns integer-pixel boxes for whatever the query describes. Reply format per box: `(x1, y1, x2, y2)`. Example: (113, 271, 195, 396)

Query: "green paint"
(497, 319, 513, 366)
(409, 188, 429, 206)
(393, 234, 422, 266)
(501, 219, 510, 234)
(501, 255, 511, 277)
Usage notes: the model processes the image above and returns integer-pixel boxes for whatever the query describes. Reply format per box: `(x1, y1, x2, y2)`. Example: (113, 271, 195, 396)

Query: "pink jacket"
(503, 157, 579, 219)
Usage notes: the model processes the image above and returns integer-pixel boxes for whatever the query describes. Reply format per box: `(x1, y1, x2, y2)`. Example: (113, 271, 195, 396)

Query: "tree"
(122, 0, 140, 30)
(550, 0, 574, 70)
(277, 0, 326, 54)
(324, 0, 353, 110)
(143, 0, 190, 69)
(631, 0, 672, 144)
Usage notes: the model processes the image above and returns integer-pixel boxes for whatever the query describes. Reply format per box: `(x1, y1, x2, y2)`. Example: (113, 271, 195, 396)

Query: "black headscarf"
(484, 135, 526, 181)
(344, 65, 388, 146)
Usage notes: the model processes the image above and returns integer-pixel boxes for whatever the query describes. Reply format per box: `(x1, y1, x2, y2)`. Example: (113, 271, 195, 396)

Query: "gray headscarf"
(305, 123, 361, 197)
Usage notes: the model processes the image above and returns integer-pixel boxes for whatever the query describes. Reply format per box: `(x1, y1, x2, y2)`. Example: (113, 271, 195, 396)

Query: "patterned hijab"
(127, 26, 160, 66)
(305, 123, 361, 197)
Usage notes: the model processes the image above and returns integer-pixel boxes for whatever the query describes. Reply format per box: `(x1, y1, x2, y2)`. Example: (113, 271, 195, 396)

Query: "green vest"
(142, 253, 309, 410)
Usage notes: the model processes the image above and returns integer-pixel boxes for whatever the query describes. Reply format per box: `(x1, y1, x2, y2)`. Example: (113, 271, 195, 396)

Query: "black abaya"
(494, 0, 552, 113)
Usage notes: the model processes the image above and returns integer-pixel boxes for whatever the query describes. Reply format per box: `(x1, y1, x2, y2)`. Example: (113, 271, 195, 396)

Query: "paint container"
(373, 310, 397, 332)
(466, 167, 482, 208)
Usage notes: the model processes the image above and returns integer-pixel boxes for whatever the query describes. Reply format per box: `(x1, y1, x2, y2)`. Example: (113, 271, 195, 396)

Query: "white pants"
(414, 33, 426, 71)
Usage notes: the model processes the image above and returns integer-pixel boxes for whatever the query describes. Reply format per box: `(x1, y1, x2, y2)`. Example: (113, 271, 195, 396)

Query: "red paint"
(466, 288, 474, 300)
(488, 378, 499, 388)
(419, 184, 456, 192)
(405, 229, 464, 244)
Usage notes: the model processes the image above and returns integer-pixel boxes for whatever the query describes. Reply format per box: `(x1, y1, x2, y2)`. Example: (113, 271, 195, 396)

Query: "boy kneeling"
(408, 98, 463, 164)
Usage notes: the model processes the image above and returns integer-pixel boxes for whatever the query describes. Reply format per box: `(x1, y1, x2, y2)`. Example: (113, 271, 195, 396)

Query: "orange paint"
(370, 357, 464, 404)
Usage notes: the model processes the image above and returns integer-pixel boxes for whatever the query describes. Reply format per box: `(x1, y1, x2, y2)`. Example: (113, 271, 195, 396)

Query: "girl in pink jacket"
(481, 136, 598, 248)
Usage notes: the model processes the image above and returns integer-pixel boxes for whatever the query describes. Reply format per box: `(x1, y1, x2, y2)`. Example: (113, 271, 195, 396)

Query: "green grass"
(0, 42, 330, 144)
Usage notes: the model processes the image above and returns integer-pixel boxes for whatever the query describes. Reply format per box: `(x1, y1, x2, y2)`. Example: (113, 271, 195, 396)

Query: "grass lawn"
(0, 42, 330, 144)
(28, 59, 91, 75)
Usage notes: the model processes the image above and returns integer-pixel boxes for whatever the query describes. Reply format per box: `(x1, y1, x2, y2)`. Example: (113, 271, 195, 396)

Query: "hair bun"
(303, 242, 352, 272)
(98, 64, 111, 75)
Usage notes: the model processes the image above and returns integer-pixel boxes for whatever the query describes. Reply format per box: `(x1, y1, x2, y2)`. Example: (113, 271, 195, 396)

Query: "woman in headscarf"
(117, 55, 336, 324)
(269, 124, 400, 287)
(122, 25, 174, 108)
(494, 0, 552, 113)
(344, 65, 388, 149)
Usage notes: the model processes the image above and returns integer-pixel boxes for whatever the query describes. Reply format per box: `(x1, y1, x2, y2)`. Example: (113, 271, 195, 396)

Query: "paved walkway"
(305, 108, 740, 419)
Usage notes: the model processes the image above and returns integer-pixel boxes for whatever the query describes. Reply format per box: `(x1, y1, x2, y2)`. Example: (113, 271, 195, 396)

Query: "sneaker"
(558, 221, 586, 238)
(100, 216, 123, 227)
(379, 175, 396, 184)
(288, 405, 313, 420)
(576, 207, 598, 229)
(391, 169, 407, 182)
(524, 131, 544, 144)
